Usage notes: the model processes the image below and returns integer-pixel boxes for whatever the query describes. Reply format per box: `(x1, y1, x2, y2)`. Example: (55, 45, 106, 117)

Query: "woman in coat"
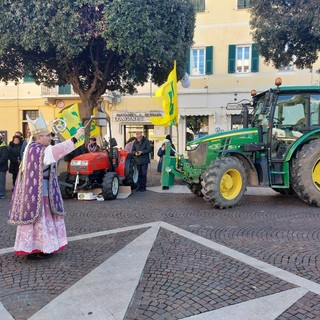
(157, 135, 176, 173)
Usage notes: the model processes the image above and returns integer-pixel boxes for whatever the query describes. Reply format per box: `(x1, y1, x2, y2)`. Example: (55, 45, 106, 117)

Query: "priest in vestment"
(8, 113, 84, 259)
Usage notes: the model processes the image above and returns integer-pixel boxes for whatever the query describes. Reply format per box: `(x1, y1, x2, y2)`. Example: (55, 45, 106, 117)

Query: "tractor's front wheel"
(188, 183, 203, 197)
(58, 172, 75, 199)
(102, 172, 120, 200)
(290, 139, 320, 206)
(201, 157, 247, 209)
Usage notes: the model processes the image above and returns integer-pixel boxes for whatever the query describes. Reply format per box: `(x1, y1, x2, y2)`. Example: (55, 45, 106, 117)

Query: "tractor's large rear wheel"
(102, 172, 119, 200)
(201, 157, 247, 209)
(290, 139, 320, 206)
(123, 155, 138, 188)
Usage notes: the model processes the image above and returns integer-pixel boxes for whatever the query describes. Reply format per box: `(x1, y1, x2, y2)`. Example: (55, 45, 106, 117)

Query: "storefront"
(176, 91, 251, 152)
(111, 110, 169, 159)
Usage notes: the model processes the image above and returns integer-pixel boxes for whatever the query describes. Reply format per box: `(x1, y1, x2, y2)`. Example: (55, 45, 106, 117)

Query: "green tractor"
(162, 78, 320, 209)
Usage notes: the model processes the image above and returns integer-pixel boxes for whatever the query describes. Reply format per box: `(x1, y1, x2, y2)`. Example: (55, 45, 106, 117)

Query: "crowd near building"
(1, 0, 320, 158)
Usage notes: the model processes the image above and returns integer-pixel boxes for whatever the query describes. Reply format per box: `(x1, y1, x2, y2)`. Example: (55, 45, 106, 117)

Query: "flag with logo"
(150, 61, 178, 126)
(56, 103, 100, 148)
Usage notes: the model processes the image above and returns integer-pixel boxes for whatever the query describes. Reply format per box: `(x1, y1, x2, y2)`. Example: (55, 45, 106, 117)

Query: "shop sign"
(57, 100, 65, 109)
(113, 111, 162, 122)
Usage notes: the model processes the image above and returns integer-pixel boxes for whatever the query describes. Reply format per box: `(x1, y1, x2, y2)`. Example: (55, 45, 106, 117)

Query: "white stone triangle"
(181, 287, 308, 320)
(0, 302, 14, 320)
(29, 223, 160, 320)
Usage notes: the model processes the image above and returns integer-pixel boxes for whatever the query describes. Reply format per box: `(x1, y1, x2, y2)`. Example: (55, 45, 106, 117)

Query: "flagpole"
(175, 124, 179, 153)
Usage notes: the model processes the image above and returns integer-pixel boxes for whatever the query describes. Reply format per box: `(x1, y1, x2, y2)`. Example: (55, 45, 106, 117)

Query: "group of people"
(0, 130, 58, 198)
(124, 132, 175, 192)
(4, 111, 175, 260)
(0, 131, 28, 199)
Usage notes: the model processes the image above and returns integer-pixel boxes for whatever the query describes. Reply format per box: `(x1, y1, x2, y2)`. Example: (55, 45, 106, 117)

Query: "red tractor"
(58, 116, 138, 200)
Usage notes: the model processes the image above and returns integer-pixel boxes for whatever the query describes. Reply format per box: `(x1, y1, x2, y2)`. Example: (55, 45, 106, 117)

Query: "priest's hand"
(75, 127, 85, 140)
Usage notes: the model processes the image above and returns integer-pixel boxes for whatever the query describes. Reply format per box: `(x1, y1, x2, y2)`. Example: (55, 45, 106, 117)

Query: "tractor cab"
(161, 78, 320, 209)
(249, 79, 320, 189)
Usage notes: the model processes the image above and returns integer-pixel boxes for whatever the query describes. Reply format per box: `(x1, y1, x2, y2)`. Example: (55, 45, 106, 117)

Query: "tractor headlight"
(71, 160, 88, 171)
(186, 143, 199, 151)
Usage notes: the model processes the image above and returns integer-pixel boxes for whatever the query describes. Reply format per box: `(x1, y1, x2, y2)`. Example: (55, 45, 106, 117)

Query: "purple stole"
(8, 142, 65, 225)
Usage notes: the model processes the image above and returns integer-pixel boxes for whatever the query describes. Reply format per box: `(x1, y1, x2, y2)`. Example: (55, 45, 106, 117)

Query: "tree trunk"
(78, 96, 98, 142)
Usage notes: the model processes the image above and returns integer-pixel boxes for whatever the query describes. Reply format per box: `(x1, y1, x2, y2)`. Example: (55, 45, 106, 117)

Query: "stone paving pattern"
(0, 229, 147, 320)
(124, 228, 295, 319)
(1, 165, 320, 319)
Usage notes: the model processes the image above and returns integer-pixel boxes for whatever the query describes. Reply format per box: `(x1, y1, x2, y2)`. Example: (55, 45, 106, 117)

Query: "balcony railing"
(41, 85, 76, 96)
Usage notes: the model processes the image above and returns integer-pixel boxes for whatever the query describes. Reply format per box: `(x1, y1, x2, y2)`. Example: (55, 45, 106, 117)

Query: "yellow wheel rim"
(220, 169, 242, 200)
(312, 159, 320, 191)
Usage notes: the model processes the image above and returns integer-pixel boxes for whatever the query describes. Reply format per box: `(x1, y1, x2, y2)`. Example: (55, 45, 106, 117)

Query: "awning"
(179, 107, 215, 116)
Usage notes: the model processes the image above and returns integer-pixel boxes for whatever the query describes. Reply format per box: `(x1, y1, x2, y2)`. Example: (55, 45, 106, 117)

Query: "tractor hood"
(186, 127, 259, 167)
(70, 151, 110, 174)
(72, 152, 107, 162)
(186, 127, 259, 147)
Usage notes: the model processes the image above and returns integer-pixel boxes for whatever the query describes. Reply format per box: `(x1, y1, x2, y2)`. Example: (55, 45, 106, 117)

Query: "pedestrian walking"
(0, 133, 9, 199)
(8, 113, 84, 259)
(131, 131, 151, 192)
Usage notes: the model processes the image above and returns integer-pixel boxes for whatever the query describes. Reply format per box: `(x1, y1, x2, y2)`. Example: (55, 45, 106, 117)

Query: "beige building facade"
(1, 0, 320, 158)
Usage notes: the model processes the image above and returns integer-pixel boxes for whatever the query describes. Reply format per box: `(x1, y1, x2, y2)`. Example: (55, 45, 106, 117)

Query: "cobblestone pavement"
(1, 163, 320, 319)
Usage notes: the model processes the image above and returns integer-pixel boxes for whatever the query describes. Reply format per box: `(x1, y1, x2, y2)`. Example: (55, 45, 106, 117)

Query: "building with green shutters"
(0, 0, 319, 156)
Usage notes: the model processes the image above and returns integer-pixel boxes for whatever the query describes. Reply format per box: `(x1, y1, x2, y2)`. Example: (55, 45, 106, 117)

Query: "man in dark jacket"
(8, 135, 22, 187)
(0, 134, 9, 199)
(131, 131, 151, 192)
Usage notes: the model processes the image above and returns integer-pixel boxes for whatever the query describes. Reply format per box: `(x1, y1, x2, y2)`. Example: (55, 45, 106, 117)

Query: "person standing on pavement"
(157, 134, 176, 173)
(14, 131, 27, 159)
(131, 131, 151, 192)
(8, 135, 22, 188)
(0, 133, 9, 199)
(8, 113, 84, 259)
(124, 136, 136, 153)
(157, 135, 176, 190)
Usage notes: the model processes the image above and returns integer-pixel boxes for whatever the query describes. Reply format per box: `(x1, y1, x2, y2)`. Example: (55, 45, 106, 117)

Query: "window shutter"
(23, 77, 35, 83)
(185, 49, 190, 74)
(194, 0, 205, 12)
(205, 46, 213, 75)
(58, 84, 71, 94)
(228, 45, 236, 74)
(251, 44, 259, 73)
(23, 74, 35, 82)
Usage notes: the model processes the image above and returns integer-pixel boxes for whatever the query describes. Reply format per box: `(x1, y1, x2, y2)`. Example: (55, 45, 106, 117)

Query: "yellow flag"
(56, 103, 100, 148)
(150, 61, 178, 126)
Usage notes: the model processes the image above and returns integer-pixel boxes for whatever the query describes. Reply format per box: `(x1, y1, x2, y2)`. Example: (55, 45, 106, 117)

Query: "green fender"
(285, 129, 320, 162)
